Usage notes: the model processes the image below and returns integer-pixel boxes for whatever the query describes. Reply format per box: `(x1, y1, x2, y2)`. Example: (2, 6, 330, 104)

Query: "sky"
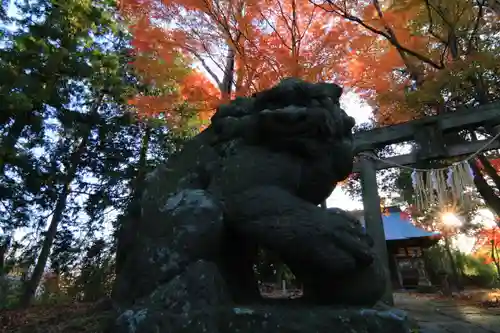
(193, 61, 375, 211)
(7, 0, 487, 220)
(2, 1, 371, 253)
(327, 91, 372, 210)
(5, 0, 498, 263)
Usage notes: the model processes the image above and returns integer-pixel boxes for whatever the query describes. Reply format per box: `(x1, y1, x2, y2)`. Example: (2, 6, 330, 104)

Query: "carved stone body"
(111, 79, 408, 333)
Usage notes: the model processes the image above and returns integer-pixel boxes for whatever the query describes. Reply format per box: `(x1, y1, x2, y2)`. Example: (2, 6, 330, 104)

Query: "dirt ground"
(2, 290, 500, 333)
(394, 291, 500, 333)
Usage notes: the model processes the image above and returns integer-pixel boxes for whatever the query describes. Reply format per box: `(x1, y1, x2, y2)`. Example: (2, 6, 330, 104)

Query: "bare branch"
(259, 9, 292, 51)
(277, 0, 293, 36)
(313, 0, 444, 70)
(466, 0, 486, 53)
(186, 47, 222, 88)
(424, 0, 448, 44)
(299, 5, 317, 41)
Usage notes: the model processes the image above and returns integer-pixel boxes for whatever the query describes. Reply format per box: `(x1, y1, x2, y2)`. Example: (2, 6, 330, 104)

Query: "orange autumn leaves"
(330, 0, 500, 125)
(119, 0, 358, 123)
(473, 226, 500, 265)
(129, 65, 220, 124)
(236, 0, 351, 90)
(120, 0, 500, 128)
(326, 0, 440, 124)
(122, 9, 220, 123)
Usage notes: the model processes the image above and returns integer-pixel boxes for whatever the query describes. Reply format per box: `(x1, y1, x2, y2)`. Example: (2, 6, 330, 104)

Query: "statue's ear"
(324, 83, 343, 102)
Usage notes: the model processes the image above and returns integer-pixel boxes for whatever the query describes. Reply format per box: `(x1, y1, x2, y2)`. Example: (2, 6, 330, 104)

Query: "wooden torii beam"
(352, 139, 500, 173)
(353, 102, 500, 152)
(349, 102, 500, 305)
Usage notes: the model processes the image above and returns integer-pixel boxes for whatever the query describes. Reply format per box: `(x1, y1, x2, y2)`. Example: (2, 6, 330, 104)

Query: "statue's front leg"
(217, 228, 261, 304)
(223, 185, 386, 306)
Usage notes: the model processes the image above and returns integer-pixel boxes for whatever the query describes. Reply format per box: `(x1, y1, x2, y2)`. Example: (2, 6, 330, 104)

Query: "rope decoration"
(410, 162, 475, 212)
(359, 132, 500, 213)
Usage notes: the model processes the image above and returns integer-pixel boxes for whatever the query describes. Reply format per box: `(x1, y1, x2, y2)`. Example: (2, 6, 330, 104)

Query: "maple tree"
(236, 0, 353, 92)
(477, 156, 500, 172)
(472, 226, 500, 279)
(127, 40, 221, 124)
(316, 0, 500, 216)
(313, 0, 500, 123)
(119, 0, 355, 121)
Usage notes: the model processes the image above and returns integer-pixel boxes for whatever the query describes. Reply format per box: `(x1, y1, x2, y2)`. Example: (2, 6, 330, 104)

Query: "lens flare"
(441, 212, 463, 228)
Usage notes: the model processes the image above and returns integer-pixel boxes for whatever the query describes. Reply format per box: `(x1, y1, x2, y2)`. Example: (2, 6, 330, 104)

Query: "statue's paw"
(337, 222, 374, 247)
(324, 208, 376, 265)
(332, 231, 374, 266)
(305, 255, 387, 306)
(327, 208, 374, 242)
(326, 207, 363, 227)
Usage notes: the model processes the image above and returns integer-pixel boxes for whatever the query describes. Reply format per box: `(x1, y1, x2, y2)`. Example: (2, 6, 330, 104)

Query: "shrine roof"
(382, 211, 440, 241)
(348, 206, 441, 241)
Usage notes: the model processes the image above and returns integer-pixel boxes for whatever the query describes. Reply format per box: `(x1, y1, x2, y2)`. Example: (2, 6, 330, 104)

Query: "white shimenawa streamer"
(359, 131, 500, 212)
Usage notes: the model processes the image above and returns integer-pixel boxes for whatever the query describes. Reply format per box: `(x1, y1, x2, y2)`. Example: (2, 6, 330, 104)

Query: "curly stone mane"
(211, 78, 354, 146)
(112, 79, 391, 333)
(209, 78, 356, 183)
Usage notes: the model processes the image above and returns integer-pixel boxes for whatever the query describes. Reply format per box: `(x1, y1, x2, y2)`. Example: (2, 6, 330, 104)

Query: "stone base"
(115, 304, 415, 333)
(113, 260, 415, 333)
(228, 306, 414, 332)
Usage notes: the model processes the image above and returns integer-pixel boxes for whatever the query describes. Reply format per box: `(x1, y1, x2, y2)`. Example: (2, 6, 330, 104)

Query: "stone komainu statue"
(111, 79, 404, 333)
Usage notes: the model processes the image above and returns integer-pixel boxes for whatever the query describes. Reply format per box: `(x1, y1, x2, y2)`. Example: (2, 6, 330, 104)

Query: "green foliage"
(253, 248, 297, 286)
(71, 239, 115, 302)
(0, 0, 200, 308)
(0, 276, 23, 309)
(425, 243, 499, 288)
(458, 254, 498, 288)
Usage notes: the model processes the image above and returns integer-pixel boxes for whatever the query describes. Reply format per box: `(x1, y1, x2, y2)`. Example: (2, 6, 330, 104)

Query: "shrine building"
(350, 206, 441, 289)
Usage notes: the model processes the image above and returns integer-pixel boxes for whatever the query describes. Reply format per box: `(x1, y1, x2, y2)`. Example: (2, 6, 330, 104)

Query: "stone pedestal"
(114, 261, 416, 333)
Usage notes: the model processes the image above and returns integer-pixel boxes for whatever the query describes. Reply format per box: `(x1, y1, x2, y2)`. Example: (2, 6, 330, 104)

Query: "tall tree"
(0, 0, 139, 306)
(318, 0, 500, 216)
(472, 226, 500, 279)
(119, 0, 353, 120)
(0, 0, 202, 308)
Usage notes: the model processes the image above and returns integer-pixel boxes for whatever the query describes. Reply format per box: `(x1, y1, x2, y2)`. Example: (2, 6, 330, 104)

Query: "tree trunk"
(477, 154, 500, 189)
(18, 93, 103, 307)
(490, 240, 500, 281)
(220, 47, 235, 101)
(20, 180, 70, 306)
(275, 263, 284, 285)
(443, 237, 461, 291)
(113, 124, 151, 292)
(468, 132, 500, 217)
(469, 159, 500, 218)
(19, 134, 89, 307)
(0, 237, 9, 276)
